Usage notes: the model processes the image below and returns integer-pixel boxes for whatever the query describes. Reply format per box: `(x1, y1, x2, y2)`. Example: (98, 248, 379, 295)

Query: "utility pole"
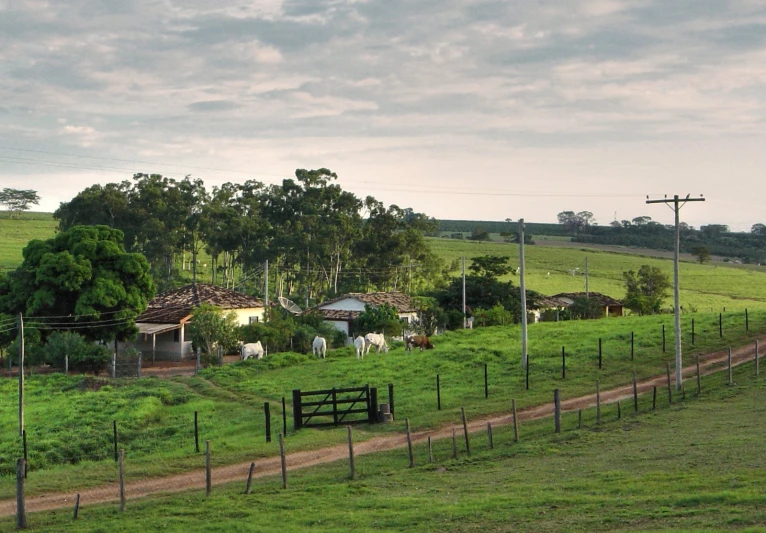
(585, 256, 589, 299)
(519, 219, 528, 369)
(462, 257, 466, 328)
(264, 260, 269, 322)
(646, 194, 705, 391)
(18, 313, 24, 437)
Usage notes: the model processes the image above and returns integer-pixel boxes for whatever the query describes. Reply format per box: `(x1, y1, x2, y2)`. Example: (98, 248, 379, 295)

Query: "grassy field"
(1, 310, 764, 501)
(0, 213, 57, 271)
(4, 342, 766, 531)
(428, 237, 766, 311)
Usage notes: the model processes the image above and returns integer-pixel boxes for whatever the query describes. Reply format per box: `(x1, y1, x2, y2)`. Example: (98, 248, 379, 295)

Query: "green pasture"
(1, 310, 764, 501)
(0, 213, 57, 271)
(428, 237, 766, 311)
(5, 343, 766, 532)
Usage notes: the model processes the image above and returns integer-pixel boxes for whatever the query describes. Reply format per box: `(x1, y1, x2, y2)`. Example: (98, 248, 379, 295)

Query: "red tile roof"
(136, 283, 265, 324)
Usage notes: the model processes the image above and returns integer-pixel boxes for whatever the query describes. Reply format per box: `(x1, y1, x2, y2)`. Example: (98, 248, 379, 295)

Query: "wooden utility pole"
(18, 313, 24, 438)
(646, 194, 705, 391)
(519, 219, 528, 369)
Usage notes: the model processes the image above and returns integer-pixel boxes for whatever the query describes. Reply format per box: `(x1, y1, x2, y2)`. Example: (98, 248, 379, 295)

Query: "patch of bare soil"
(0, 338, 762, 517)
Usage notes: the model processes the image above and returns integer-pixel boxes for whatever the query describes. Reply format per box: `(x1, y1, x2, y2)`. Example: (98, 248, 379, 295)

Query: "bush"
(69, 343, 110, 374)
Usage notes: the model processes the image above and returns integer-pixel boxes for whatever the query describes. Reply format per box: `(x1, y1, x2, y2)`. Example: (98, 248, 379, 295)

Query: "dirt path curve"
(1, 338, 762, 517)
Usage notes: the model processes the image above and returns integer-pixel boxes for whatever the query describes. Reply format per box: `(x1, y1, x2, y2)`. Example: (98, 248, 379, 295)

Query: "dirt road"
(0, 339, 762, 517)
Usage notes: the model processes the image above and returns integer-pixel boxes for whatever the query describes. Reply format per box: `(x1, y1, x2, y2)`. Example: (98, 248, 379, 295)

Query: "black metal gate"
(292, 385, 378, 430)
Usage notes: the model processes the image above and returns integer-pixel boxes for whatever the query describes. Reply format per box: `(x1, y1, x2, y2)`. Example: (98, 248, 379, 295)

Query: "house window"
(249, 316, 260, 324)
(173, 329, 180, 342)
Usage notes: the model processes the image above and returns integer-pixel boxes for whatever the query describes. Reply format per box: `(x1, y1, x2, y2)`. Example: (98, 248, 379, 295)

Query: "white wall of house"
(326, 320, 350, 336)
(320, 298, 366, 312)
(229, 307, 266, 326)
(132, 324, 193, 361)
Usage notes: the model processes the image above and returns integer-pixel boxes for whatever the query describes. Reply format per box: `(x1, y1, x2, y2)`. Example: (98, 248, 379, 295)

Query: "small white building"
(313, 292, 418, 337)
(133, 283, 266, 361)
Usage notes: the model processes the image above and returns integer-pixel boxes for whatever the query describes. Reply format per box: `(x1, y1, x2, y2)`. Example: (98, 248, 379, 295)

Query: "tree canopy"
(0, 188, 40, 218)
(0, 225, 154, 343)
(55, 170, 441, 300)
(622, 265, 671, 315)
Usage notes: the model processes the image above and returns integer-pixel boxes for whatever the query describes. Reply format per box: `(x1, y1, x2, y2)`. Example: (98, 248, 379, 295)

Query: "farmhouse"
(133, 283, 267, 361)
(313, 292, 418, 337)
(531, 292, 624, 321)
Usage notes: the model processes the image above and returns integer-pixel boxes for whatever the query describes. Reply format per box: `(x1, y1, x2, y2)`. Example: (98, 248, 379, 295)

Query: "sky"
(1, 0, 765, 231)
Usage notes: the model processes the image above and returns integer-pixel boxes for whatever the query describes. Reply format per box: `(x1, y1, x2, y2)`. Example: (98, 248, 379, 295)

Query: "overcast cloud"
(1, 0, 765, 229)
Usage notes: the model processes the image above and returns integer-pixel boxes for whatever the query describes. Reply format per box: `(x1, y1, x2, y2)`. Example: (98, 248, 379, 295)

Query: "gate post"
(292, 389, 302, 430)
(369, 386, 378, 423)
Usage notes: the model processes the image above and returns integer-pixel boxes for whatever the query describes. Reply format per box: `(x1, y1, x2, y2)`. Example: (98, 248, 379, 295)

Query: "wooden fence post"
(487, 423, 494, 450)
(451, 429, 457, 459)
(205, 441, 211, 496)
(405, 418, 414, 468)
(119, 449, 125, 512)
(719, 313, 723, 339)
(662, 325, 666, 353)
(279, 433, 287, 489)
(282, 397, 287, 436)
(73, 493, 80, 520)
(692, 318, 695, 345)
(461, 407, 471, 456)
(436, 374, 441, 410)
(113, 420, 118, 462)
(596, 380, 601, 424)
(195, 347, 201, 375)
(617, 401, 621, 420)
(388, 383, 395, 420)
(554, 389, 561, 434)
(756, 340, 760, 376)
(194, 411, 199, 453)
(577, 408, 582, 429)
(696, 355, 701, 395)
(264, 402, 271, 443)
(561, 346, 566, 379)
(137, 354, 142, 379)
(632, 372, 638, 412)
(292, 390, 302, 431)
(245, 462, 255, 494)
(728, 347, 733, 385)
(525, 358, 530, 390)
(16, 458, 26, 529)
(746, 308, 749, 331)
(427, 437, 433, 464)
(512, 399, 519, 442)
(347, 426, 355, 480)
(666, 363, 672, 405)
(652, 386, 657, 410)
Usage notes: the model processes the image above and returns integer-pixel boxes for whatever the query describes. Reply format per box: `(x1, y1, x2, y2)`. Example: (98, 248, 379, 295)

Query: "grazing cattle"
(364, 333, 388, 355)
(405, 335, 434, 352)
(466, 317, 474, 329)
(240, 341, 264, 360)
(353, 336, 367, 359)
(312, 336, 327, 358)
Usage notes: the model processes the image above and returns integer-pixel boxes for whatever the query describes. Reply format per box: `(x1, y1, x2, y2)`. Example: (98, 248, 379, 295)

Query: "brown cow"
(405, 335, 434, 352)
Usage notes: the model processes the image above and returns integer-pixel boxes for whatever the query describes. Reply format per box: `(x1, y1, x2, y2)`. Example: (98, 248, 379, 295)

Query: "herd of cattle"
(239, 333, 433, 361)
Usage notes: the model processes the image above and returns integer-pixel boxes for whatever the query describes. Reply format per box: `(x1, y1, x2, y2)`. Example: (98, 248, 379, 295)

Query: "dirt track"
(0, 339, 762, 517)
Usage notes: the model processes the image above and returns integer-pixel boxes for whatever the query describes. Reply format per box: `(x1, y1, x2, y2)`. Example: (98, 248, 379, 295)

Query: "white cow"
(364, 333, 388, 355)
(240, 341, 264, 360)
(353, 336, 367, 359)
(312, 336, 327, 358)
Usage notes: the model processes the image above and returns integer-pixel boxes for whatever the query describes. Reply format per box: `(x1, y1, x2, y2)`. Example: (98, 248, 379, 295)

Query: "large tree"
(622, 265, 671, 315)
(0, 225, 154, 343)
(0, 188, 40, 218)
